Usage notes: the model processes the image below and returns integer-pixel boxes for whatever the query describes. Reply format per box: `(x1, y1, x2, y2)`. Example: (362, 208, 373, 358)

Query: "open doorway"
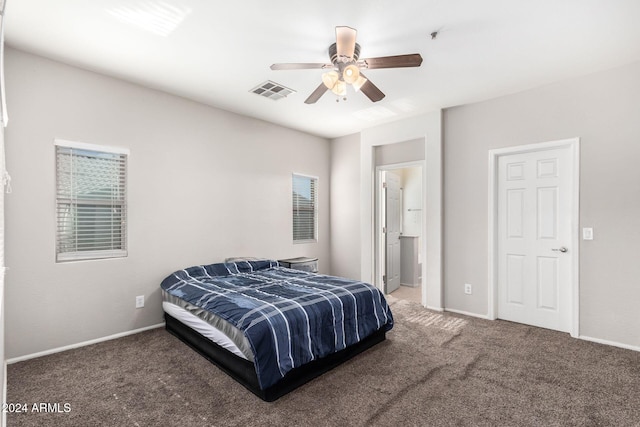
(376, 163, 424, 305)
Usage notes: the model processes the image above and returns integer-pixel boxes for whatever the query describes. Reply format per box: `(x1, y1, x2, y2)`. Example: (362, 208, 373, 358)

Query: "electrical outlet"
(464, 283, 472, 295)
(135, 295, 144, 308)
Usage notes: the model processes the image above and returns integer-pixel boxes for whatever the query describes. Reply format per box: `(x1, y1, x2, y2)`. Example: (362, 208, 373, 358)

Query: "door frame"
(488, 138, 580, 337)
(375, 161, 426, 305)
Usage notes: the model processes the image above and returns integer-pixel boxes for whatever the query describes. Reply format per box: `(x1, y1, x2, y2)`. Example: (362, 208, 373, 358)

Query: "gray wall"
(374, 138, 425, 166)
(443, 60, 640, 347)
(6, 45, 639, 361)
(361, 113, 443, 309)
(329, 113, 443, 309)
(401, 167, 422, 238)
(4, 48, 331, 359)
(329, 133, 361, 280)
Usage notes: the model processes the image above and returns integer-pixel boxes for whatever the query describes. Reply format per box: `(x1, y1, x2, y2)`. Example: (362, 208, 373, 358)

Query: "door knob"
(552, 247, 568, 253)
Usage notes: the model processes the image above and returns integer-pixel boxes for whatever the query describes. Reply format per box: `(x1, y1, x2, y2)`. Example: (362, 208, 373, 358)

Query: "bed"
(160, 259, 393, 401)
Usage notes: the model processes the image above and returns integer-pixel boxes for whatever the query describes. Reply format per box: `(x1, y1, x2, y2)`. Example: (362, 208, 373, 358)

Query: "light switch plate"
(583, 227, 593, 240)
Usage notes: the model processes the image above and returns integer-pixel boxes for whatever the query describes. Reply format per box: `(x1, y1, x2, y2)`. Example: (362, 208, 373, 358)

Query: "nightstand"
(278, 257, 319, 273)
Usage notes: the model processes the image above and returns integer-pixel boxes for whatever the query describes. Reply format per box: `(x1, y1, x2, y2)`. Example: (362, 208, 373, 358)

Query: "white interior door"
(497, 146, 574, 332)
(385, 171, 402, 294)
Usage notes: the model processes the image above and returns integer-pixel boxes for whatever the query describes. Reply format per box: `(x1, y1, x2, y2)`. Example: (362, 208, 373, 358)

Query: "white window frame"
(55, 139, 129, 262)
(292, 173, 318, 244)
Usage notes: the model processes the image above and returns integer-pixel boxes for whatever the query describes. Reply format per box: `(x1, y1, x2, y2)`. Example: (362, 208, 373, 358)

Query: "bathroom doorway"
(376, 163, 424, 305)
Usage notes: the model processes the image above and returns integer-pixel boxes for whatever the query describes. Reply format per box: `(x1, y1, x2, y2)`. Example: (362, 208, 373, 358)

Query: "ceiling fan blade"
(304, 83, 329, 104)
(271, 63, 332, 70)
(358, 73, 385, 102)
(359, 54, 423, 69)
(336, 26, 357, 59)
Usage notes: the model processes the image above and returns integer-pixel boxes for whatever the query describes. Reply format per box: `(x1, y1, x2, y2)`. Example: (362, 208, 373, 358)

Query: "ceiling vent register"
(250, 81, 296, 100)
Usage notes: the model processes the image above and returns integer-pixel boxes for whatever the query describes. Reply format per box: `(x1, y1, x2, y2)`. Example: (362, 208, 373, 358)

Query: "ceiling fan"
(270, 26, 423, 104)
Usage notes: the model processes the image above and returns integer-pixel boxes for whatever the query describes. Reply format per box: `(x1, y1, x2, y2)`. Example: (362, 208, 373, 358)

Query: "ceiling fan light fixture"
(270, 26, 423, 104)
(322, 71, 340, 90)
(331, 80, 347, 96)
(352, 75, 368, 92)
(343, 64, 360, 84)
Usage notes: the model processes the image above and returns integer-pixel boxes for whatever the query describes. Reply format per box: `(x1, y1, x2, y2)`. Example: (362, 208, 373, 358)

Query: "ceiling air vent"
(250, 81, 295, 101)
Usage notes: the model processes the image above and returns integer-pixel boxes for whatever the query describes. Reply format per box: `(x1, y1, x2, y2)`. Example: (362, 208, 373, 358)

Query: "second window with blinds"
(292, 173, 318, 243)
(55, 139, 129, 262)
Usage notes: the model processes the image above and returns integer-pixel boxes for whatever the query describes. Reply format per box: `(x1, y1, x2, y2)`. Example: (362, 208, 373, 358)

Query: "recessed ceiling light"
(106, 1, 191, 37)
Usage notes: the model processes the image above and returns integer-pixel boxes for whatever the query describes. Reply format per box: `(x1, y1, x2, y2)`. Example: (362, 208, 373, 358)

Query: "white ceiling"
(5, 0, 640, 138)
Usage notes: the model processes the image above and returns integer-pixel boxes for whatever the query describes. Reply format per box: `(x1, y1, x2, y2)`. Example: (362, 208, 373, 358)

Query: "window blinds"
(55, 142, 128, 262)
(292, 174, 317, 242)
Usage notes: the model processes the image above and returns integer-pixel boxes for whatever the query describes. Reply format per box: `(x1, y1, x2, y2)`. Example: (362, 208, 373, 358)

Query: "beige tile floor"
(389, 284, 422, 304)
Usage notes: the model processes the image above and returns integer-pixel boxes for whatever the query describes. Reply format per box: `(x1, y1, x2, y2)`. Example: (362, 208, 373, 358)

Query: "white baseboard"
(579, 335, 640, 353)
(6, 323, 165, 365)
(425, 305, 444, 312)
(435, 312, 639, 352)
(444, 308, 491, 320)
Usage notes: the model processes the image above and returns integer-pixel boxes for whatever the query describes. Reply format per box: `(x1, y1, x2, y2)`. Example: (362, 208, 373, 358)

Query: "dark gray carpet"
(7, 297, 640, 426)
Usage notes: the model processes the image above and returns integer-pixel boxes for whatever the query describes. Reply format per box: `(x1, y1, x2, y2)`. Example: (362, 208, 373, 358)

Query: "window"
(55, 139, 128, 262)
(292, 174, 317, 242)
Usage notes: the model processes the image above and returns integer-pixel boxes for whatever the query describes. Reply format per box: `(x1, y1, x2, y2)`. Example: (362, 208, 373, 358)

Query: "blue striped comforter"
(161, 260, 394, 390)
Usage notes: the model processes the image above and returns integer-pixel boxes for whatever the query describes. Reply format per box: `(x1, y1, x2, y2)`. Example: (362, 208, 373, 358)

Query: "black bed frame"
(164, 313, 386, 401)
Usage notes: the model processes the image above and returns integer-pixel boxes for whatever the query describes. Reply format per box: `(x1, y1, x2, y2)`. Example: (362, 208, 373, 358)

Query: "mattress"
(162, 301, 250, 361)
